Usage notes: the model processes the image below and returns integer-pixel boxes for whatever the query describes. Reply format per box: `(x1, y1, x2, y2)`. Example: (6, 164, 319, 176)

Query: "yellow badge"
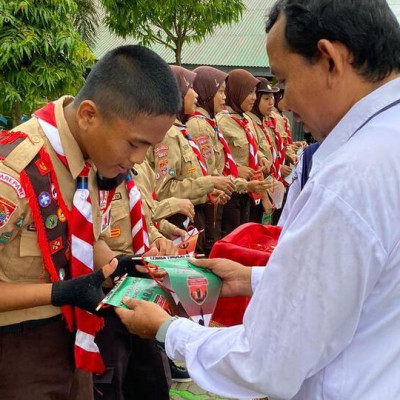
(110, 227, 121, 238)
(57, 208, 66, 222)
(187, 167, 196, 174)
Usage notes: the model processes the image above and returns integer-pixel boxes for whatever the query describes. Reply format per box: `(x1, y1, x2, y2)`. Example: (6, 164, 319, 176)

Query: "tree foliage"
(100, 0, 246, 65)
(0, 0, 94, 126)
(72, 0, 99, 48)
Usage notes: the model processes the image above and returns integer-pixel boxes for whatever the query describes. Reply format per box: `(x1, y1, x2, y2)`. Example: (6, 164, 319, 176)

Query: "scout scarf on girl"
(125, 172, 150, 255)
(189, 112, 238, 178)
(176, 124, 215, 203)
(228, 114, 263, 205)
(283, 117, 294, 145)
(254, 120, 281, 180)
(265, 117, 286, 169)
(35, 102, 110, 373)
(229, 115, 258, 170)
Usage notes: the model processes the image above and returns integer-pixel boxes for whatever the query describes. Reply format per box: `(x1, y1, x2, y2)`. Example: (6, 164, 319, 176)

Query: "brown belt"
(0, 314, 62, 335)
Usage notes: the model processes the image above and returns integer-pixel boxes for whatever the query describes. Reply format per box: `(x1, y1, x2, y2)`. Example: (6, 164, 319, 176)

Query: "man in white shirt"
(115, 0, 400, 399)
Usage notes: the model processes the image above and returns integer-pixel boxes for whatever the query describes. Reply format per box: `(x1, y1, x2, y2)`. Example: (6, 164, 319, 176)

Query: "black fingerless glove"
(51, 269, 106, 313)
(109, 254, 144, 283)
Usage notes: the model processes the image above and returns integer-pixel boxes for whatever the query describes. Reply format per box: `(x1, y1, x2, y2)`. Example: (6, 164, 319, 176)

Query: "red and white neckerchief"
(230, 115, 258, 170)
(125, 173, 150, 255)
(176, 124, 215, 203)
(283, 116, 294, 145)
(189, 111, 238, 178)
(265, 116, 286, 166)
(254, 120, 281, 180)
(34, 101, 107, 374)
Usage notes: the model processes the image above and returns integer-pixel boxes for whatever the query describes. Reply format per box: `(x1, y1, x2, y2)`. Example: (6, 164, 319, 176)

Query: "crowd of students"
(4, 0, 399, 398)
(0, 41, 305, 399)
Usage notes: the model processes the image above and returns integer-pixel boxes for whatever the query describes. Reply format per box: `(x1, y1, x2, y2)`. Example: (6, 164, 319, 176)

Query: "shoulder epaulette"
(0, 130, 44, 174)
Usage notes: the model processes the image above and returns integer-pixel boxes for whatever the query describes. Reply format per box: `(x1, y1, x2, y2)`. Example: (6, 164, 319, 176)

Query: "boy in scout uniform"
(216, 69, 270, 235)
(0, 45, 180, 399)
(149, 66, 235, 255)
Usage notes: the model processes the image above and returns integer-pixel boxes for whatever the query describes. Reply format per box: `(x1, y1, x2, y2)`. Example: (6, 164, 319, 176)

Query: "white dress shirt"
(166, 78, 400, 400)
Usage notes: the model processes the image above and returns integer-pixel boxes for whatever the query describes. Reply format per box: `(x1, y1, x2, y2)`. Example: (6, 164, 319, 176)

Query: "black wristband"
(51, 269, 106, 313)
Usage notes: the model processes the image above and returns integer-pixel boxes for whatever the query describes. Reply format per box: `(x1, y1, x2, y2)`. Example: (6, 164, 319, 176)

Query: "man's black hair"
(75, 45, 181, 119)
(266, 0, 400, 82)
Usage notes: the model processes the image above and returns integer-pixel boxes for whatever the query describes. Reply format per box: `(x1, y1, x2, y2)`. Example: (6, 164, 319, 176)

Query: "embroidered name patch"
(155, 145, 169, 159)
(0, 172, 25, 198)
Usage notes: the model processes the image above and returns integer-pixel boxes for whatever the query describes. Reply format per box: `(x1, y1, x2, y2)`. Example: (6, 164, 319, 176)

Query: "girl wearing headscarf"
(216, 69, 270, 235)
(247, 77, 286, 224)
(148, 66, 234, 255)
(186, 66, 269, 247)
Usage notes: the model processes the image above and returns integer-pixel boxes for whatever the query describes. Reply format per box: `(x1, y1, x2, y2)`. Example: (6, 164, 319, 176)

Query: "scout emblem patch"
(57, 208, 66, 222)
(159, 159, 169, 175)
(0, 231, 12, 244)
(14, 215, 25, 229)
(0, 196, 17, 228)
(35, 158, 50, 175)
(45, 215, 58, 229)
(38, 191, 52, 208)
(49, 236, 63, 254)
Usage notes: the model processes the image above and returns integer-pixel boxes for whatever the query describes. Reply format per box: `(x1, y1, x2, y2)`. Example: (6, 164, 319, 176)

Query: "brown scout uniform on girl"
(215, 69, 260, 235)
(186, 107, 248, 193)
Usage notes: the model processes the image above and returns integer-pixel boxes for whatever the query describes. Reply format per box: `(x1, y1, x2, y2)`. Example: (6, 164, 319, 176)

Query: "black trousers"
(94, 311, 170, 400)
(221, 193, 250, 236)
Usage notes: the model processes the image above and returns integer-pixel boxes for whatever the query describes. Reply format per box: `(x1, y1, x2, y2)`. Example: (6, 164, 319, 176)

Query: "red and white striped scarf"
(176, 125, 214, 203)
(189, 112, 238, 178)
(230, 116, 258, 170)
(265, 117, 286, 166)
(283, 116, 294, 145)
(126, 173, 150, 255)
(35, 101, 107, 373)
(255, 120, 281, 180)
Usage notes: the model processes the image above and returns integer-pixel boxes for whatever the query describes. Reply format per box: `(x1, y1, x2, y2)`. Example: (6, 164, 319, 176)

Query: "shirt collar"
(53, 96, 86, 179)
(311, 77, 400, 177)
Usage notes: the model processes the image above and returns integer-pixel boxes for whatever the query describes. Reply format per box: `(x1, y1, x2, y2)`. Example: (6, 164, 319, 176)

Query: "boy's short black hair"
(75, 45, 181, 119)
(266, 0, 400, 83)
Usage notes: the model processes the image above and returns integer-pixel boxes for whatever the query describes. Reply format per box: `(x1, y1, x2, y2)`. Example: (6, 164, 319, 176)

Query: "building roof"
(93, 0, 400, 73)
(93, 0, 276, 73)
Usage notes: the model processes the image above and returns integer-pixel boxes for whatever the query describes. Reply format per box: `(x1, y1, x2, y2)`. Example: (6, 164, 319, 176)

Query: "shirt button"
(32, 136, 41, 143)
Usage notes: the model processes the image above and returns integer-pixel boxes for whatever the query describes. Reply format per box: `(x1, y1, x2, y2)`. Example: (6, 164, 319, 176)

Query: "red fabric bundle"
(210, 223, 282, 326)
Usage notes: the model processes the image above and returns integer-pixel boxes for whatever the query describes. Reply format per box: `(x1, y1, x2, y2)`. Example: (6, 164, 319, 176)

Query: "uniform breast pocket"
(232, 136, 249, 150)
(106, 205, 132, 253)
(182, 150, 200, 176)
(20, 230, 41, 257)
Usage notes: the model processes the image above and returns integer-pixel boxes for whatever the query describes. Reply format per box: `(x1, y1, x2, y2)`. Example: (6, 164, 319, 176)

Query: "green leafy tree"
(0, 0, 94, 127)
(100, 0, 246, 65)
(72, 0, 99, 48)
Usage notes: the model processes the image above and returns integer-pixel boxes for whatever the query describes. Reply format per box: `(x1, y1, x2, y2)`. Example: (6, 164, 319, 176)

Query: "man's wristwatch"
(155, 316, 180, 351)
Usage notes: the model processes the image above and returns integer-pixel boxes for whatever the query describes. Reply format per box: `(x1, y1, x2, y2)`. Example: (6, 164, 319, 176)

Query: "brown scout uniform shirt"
(246, 111, 274, 164)
(0, 96, 104, 327)
(187, 107, 247, 193)
(216, 106, 265, 168)
(148, 121, 214, 205)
